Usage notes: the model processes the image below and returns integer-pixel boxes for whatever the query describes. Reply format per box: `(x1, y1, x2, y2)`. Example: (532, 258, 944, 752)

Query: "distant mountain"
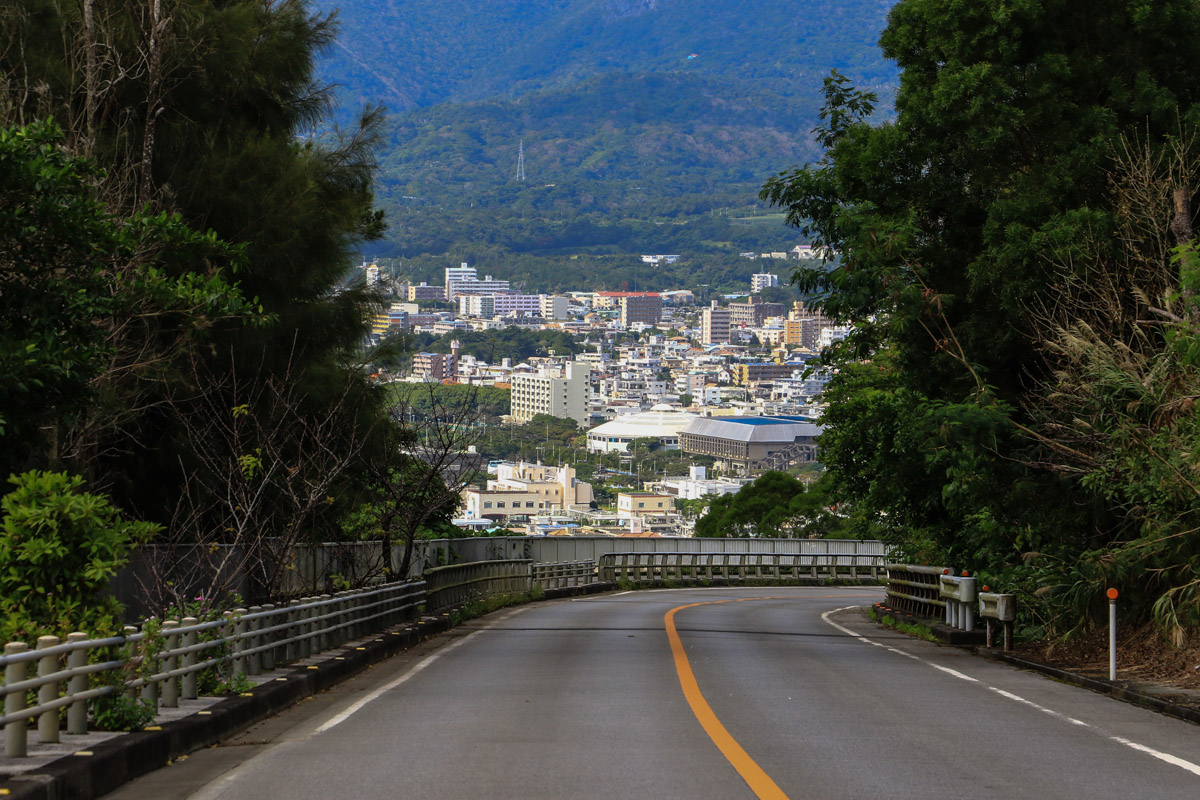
(312, 0, 897, 265)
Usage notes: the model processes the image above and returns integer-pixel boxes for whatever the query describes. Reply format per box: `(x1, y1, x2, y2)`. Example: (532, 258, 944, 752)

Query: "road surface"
(104, 586, 1200, 799)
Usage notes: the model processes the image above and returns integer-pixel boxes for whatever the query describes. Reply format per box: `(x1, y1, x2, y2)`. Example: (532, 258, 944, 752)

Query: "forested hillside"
(311, 0, 897, 271)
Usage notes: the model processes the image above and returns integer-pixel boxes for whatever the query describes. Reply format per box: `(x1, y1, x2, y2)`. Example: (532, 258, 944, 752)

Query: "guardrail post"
(36, 635, 60, 743)
(260, 606, 276, 671)
(232, 611, 248, 676)
(121, 626, 138, 702)
(66, 632, 89, 735)
(317, 595, 331, 652)
(181, 617, 198, 699)
(161, 621, 179, 708)
(4, 641, 28, 757)
(284, 601, 300, 662)
(247, 606, 263, 675)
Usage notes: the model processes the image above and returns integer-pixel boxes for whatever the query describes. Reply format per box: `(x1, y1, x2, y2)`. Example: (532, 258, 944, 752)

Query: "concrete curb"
(977, 648, 1200, 726)
(871, 601, 985, 645)
(0, 616, 454, 800)
(867, 602, 1200, 727)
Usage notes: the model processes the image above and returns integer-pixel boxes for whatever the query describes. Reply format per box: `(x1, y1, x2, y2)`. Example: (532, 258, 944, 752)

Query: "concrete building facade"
(510, 361, 590, 425)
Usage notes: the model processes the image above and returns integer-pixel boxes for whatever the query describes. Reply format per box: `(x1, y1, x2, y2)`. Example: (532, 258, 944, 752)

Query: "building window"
(484, 501, 492, 509)
(638, 502, 644, 508)
(498, 501, 505, 508)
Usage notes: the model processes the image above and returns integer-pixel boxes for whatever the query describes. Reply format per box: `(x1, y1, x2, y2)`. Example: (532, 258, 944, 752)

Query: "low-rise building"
(460, 461, 594, 521)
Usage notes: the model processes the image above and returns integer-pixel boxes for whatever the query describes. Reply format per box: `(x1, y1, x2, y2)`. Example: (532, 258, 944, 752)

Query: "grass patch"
(872, 608, 938, 642)
(448, 590, 540, 626)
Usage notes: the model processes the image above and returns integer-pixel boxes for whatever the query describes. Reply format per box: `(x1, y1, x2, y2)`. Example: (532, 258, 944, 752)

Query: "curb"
(0, 616, 453, 800)
(977, 648, 1200, 726)
(871, 601, 985, 646)
(865, 602, 1200, 727)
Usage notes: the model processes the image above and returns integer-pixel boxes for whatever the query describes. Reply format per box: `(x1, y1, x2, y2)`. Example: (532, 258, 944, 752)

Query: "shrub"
(0, 470, 158, 642)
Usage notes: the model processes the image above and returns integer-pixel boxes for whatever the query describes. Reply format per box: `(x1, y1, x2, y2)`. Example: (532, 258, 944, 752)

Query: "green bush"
(91, 695, 156, 732)
(0, 470, 158, 643)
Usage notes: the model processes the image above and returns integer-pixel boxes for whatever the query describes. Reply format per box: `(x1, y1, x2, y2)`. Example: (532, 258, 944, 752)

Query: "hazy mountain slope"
(312, 0, 897, 260)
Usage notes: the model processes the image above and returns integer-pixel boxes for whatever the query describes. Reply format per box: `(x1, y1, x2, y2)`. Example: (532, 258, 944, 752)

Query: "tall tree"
(1, 2, 387, 536)
(762, 2, 1200, 578)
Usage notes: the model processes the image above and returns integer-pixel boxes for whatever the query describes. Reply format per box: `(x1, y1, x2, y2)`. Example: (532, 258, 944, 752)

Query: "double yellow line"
(664, 595, 872, 799)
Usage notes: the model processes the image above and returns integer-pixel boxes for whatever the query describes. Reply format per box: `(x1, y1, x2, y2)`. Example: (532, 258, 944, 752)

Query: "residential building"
(617, 492, 675, 517)
(729, 296, 786, 328)
(510, 361, 590, 425)
(618, 294, 663, 326)
(731, 362, 800, 386)
(701, 301, 731, 345)
(540, 295, 569, 320)
(412, 344, 459, 381)
(458, 294, 495, 317)
(444, 263, 511, 300)
(750, 273, 779, 293)
(460, 461, 594, 521)
(408, 282, 443, 301)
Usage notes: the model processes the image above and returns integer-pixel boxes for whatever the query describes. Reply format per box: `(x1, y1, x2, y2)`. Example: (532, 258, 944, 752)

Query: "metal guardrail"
(884, 564, 950, 619)
(599, 552, 885, 584)
(531, 561, 599, 590)
(1, 580, 424, 758)
(422, 560, 533, 614)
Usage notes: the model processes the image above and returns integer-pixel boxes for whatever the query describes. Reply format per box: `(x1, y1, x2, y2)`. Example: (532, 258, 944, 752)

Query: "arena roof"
(681, 416, 822, 443)
(586, 410, 700, 440)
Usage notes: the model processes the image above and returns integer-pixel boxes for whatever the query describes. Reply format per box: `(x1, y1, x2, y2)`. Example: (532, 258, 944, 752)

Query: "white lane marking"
(930, 664, 978, 682)
(315, 605, 531, 734)
(821, 606, 1200, 778)
(1111, 737, 1200, 777)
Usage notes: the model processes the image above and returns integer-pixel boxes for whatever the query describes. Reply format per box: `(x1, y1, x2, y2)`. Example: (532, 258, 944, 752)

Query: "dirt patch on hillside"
(1014, 624, 1200, 703)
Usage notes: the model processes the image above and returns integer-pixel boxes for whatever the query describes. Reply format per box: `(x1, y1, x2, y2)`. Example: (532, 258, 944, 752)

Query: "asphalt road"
(104, 586, 1200, 799)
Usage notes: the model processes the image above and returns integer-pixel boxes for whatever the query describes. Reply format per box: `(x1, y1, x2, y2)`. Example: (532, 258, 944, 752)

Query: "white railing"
(598, 552, 886, 584)
(422, 560, 533, 613)
(1, 580, 424, 757)
(531, 561, 598, 589)
(883, 564, 950, 619)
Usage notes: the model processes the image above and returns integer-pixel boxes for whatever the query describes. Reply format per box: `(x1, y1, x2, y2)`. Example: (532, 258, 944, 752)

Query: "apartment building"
(408, 283, 444, 301)
(701, 301, 731, 345)
(729, 296, 786, 328)
(510, 361, 590, 425)
(750, 273, 779, 293)
(444, 263, 511, 300)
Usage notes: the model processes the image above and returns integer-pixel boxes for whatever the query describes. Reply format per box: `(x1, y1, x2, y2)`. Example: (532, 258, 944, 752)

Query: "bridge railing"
(531, 561, 598, 590)
(422, 560, 533, 614)
(599, 552, 886, 584)
(0, 580, 424, 758)
(883, 564, 951, 619)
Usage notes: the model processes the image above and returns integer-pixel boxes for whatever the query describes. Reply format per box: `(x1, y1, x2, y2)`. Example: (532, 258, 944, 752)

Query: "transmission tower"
(515, 139, 526, 182)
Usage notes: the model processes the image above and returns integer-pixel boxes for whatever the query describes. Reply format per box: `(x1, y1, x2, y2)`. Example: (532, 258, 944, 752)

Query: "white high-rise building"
(444, 262, 511, 300)
(751, 272, 779, 293)
(510, 362, 590, 426)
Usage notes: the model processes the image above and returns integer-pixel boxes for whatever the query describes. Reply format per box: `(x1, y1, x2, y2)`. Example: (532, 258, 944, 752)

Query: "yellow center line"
(663, 593, 874, 797)
(665, 595, 827, 800)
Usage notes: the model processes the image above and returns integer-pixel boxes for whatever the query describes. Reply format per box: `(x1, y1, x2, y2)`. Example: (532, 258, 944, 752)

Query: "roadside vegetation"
(761, 1, 1200, 646)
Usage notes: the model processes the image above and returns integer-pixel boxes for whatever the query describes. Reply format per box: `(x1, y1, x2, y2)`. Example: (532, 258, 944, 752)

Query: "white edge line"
(822, 605, 1200, 778)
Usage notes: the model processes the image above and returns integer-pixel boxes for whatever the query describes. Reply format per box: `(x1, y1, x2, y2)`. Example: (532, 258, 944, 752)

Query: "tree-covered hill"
(314, 0, 896, 116)
(312, 0, 898, 262)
